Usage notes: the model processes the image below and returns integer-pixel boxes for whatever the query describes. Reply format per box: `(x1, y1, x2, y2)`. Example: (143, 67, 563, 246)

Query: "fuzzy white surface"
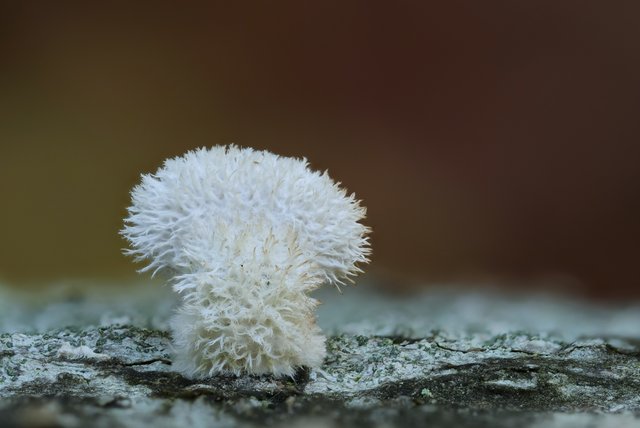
(122, 146, 370, 377)
(56, 342, 110, 361)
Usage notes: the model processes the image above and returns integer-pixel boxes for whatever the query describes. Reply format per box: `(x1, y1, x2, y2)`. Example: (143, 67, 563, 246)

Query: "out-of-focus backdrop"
(1, 2, 639, 298)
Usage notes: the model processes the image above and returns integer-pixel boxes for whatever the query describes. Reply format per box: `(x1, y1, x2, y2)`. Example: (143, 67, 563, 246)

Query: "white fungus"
(121, 146, 370, 378)
(56, 342, 110, 361)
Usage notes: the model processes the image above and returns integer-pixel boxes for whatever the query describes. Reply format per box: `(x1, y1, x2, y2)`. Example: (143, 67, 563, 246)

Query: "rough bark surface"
(1, 283, 639, 427)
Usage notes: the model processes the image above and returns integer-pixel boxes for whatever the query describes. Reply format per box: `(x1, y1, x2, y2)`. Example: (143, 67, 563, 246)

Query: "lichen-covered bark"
(2, 323, 640, 427)
(2, 283, 640, 427)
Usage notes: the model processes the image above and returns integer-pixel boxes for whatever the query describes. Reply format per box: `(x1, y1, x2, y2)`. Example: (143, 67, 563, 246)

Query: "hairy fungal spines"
(122, 145, 370, 378)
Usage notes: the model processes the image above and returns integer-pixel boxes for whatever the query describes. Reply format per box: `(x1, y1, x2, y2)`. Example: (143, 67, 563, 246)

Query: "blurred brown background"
(1, 2, 639, 298)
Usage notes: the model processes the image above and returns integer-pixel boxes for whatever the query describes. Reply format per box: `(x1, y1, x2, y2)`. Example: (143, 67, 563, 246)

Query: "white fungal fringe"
(122, 145, 370, 378)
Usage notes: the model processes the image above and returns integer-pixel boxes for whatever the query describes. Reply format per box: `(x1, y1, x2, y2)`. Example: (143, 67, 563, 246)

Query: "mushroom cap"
(122, 145, 370, 285)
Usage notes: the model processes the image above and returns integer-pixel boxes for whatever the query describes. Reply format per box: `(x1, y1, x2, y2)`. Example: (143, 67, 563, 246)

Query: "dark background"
(1, 2, 639, 298)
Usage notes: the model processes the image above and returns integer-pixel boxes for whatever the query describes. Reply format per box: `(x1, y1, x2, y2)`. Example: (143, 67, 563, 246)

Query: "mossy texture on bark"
(1, 284, 640, 427)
